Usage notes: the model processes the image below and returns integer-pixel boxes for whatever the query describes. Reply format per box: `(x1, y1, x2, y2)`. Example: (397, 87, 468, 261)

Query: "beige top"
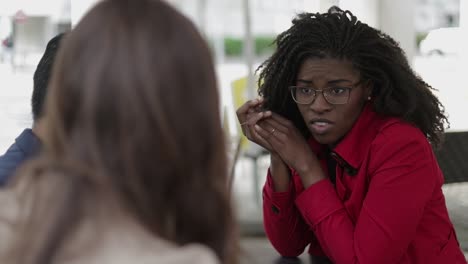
(0, 179, 219, 264)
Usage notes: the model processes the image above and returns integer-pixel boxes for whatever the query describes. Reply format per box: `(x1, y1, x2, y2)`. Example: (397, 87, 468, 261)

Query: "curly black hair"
(257, 6, 448, 147)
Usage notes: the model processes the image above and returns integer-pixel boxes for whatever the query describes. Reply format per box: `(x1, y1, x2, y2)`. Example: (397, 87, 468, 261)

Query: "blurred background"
(0, 0, 466, 262)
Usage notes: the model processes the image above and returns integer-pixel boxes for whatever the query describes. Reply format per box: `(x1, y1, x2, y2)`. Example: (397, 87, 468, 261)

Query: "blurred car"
(419, 27, 461, 56)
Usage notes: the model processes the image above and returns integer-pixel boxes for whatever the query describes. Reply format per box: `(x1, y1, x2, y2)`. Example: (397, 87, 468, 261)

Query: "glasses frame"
(289, 81, 361, 105)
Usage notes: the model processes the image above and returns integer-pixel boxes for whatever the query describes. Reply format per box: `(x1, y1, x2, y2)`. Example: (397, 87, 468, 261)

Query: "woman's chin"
(311, 133, 337, 145)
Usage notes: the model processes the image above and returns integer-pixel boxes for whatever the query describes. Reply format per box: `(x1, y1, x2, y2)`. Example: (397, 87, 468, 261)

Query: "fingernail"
(254, 125, 260, 130)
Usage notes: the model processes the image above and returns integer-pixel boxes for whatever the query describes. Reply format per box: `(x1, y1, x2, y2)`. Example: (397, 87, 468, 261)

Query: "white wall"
(460, 0, 468, 68)
(379, 0, 416, 62)
(340, 0, 416, 63)
(14, 17, 50, 53)
(0, 0, 68, 18)
(339, 0, 379, 28)
(71, 0, 100, 26)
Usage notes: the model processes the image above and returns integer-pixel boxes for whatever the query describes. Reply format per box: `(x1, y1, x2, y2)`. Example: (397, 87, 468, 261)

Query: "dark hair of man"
(257, 6, 448, 147)
(31, 33, 64, 121)
(10, 0, 238, 263)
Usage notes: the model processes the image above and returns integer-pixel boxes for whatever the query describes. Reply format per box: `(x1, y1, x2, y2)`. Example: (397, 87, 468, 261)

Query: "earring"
(367, 96, 371, 101)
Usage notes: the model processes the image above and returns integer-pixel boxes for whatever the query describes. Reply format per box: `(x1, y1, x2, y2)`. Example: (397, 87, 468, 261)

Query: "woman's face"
(294, 58, 371, 145)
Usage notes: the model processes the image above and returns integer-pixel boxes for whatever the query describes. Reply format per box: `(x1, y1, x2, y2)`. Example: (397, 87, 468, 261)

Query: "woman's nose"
(309, 92, 332, 113)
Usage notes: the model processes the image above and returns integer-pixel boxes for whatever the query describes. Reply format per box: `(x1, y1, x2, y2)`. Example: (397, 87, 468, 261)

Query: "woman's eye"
(300, 88, 313, 94)
(330, 87, 346, 94)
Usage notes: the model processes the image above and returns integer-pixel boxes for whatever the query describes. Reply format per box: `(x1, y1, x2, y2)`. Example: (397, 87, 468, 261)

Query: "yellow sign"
(231, 76, 259, 149)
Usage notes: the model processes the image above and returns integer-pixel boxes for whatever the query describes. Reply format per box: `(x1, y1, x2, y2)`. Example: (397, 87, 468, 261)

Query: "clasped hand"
(236, 98, 325, 185)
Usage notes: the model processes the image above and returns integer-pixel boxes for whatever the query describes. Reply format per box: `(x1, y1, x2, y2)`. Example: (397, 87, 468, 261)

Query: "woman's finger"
(255, 124, 277, 141)
(247, 111, 265, 125)
(239, 112, 273, 147)
(269, 112, 293, 127)
(250, 129, 274, 152)
(240, 119, 274, 152)
(260, 117, 288, 135)
(236, 98, 264, 119)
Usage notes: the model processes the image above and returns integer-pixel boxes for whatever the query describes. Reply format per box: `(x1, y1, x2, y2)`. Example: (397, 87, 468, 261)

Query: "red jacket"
(263, 105, 467, 263)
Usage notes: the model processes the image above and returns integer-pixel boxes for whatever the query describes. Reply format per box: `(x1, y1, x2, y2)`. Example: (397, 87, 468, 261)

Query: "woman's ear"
(362, 80, 373, 101)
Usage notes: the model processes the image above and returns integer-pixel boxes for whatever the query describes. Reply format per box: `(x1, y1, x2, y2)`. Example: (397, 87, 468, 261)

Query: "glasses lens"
(323, 88, 350, 104)
(292, 86, 315, 104)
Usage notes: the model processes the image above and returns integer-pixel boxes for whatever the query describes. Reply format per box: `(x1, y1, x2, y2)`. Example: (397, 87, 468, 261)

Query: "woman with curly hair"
(237, 6, 466, 264)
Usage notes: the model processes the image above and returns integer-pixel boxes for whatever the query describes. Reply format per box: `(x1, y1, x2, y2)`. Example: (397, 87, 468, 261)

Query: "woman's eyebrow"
(296, 78, 352, 85)
(327, 79, 352, 84)
(296, 79, 313, 84)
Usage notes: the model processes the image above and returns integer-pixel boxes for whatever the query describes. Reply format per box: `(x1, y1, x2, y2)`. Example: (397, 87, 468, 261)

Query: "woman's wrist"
(296, 159, 326, 188)
(269, 154, 290, 192)
(270, 153, 285, 166)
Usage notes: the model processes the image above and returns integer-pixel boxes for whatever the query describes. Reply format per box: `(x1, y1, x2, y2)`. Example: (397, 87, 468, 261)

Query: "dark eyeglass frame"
(289, 81, 362, 105)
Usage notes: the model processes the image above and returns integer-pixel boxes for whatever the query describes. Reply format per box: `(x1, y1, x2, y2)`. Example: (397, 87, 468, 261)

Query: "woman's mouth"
(309, 120, 334, 135)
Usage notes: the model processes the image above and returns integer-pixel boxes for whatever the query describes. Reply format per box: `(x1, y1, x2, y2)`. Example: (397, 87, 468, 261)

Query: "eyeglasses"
(289, 82, 360, 105)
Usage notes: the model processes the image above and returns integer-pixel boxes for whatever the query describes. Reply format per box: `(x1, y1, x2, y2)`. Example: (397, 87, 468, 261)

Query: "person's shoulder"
(378, 117, 426, 139)
(0, 142, 25, 185)
(0, 142, 24, 163)
(0, 129, 41, 185)
(13, 129, 40, 158)
(370, 117, 432, 157)
(64, 219, 221, 264)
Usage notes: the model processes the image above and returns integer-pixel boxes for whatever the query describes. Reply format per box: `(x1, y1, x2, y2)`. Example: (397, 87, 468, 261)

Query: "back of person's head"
(258, 6, 447, 147)
(31, 33, 64, 122)
(12, 0, 237, 263)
